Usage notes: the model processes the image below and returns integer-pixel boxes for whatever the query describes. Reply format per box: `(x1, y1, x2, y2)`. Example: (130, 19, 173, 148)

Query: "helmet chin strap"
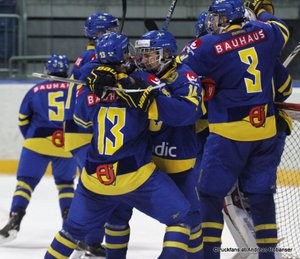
(219, 24, 231, 33)
(155, 49, 173, 75)
(156, 59, 172, 75)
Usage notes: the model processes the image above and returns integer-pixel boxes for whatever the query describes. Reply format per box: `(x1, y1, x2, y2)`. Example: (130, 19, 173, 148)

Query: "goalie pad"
(223, 184, 258, 259)
(223, 184, 283, 259)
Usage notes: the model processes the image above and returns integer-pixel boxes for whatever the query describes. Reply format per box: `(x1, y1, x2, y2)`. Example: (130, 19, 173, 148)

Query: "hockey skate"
(77, 242, 106, 259)
(0, 210, 25, 244)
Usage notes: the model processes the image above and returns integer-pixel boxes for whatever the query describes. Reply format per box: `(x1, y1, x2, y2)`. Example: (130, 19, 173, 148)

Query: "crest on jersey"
(74, 57, 83, 67)
(147, 74, 161, 86)
(190, 38, 202, 50)
(185, 71, 198, 83)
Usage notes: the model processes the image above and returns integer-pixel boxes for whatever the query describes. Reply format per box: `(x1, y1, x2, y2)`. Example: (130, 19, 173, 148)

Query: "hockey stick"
(162, 0, 178, 31)
(272, 43, 300, 122)
(144, 0, 178, 31)
(119, 0, 127, 32)
(283, 42, 300, 67)
(32, 72, 84, 85)
(144, 18, 159, 31)
(32, 72, 165, 93)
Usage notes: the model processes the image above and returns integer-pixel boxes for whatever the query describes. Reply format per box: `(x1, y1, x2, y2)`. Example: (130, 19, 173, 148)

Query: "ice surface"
(0, 175, 237, 259)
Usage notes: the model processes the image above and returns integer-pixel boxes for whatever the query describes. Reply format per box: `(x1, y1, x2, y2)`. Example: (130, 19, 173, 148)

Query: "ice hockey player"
(181, 0, 290, 258)
(0, 54, 77, 244)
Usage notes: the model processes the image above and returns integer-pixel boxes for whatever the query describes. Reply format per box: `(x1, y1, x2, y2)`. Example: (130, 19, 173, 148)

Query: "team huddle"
(0, 0, 293, 258)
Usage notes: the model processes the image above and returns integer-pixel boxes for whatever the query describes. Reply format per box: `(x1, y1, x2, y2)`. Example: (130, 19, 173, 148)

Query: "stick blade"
(144, 19, 159, 31)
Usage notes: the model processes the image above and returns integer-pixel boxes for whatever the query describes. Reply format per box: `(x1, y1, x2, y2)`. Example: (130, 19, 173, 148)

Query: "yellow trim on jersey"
(81, 162, 156, 195)
(105, 242, 128, 249)
(153, 155, 196, 174)
(266, 20, 289, 45)
(202, 222, 224, 230)
(14, 190, 31, 201)
(166, 225, 190, 235)
(17, 180, 33, 192)
(254, 224, 277, 232)
(277, 74, 292, 95)
(55, 232, 77, 248)
(163, 241, 189, 251)
(116, 73, 128, 80)
(188, 242, 203, 253)
(149, 119, 163, 132)
(105, 228, 130, 237)
(148, 99, 159, 120)
(58, 193, 74, 199)
(23, 138, 73, 157)
(86, 44, 95, 50)
(183, 95, 199, 107)
(190, 228, 202, 240)
(56, 184, 74, 190)
(47, 247, 68, 259)
(19, 113, 28, 119)
(64, 132, 92, 151)
(209, 115, 276, 141)
(18, 115, 30, 126)
(73, 114, 93, 128)
(203, 236, 222, 243)
(195, 119, 208, 133)
(256, 238, 278, 244)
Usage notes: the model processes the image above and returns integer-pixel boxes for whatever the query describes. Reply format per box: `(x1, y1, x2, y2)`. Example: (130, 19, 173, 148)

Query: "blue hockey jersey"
(18, 80, 72, 157)
(182, 13, 289, 141)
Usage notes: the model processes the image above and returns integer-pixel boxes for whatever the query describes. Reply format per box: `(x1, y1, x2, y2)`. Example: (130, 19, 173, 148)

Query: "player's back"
(75, 87, 151, 163)
(184, 20, 288, 141)
(21, 80, 69, 138)
(74, 86, 154, 195)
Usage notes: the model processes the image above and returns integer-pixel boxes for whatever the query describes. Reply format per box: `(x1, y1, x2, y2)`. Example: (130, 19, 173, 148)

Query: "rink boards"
(0, 81, 299, 187)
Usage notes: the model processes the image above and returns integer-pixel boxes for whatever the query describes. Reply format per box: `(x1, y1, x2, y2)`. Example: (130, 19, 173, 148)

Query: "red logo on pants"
(52, 130, 64, 147)
(96, 164, 116, 185)
(249, 105, 265, 127)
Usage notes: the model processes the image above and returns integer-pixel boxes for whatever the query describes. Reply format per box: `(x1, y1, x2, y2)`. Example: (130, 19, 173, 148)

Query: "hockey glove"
(87, 66, 118, 98)
(244, 0, 274, 15)
(116, 77, 156, 112)
(201, 77, 216, 101)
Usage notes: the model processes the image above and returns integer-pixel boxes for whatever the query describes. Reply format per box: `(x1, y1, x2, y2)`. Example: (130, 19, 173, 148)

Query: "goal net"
(275, 119, 300, 259)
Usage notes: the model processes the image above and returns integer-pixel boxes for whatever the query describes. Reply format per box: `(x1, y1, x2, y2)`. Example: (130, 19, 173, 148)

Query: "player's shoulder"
(79, 60, 100, 80)
(130, 70, 162, 87)
(30, 80, 68, 94)
(176, 62, 200, 85)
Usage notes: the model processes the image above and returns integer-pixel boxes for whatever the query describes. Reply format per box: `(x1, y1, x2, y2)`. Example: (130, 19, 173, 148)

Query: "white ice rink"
(0, 174, 238, 259)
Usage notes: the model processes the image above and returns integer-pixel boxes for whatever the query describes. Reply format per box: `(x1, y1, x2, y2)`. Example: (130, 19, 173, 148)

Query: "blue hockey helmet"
(209, 0, 245, 24)
(84, 12, 119, 39)
(45, 54, 69, 76)
(135, 30, 178, 56)
(195, 11, 209, 37)
(135, 30, 177, 74)
(95, 32, 129, 64)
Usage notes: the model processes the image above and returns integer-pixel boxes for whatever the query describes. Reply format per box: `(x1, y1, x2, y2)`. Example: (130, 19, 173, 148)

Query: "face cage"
(207, 13, 230, 34)
(135, 47, 166, 73)
(106, 26, 119, 33)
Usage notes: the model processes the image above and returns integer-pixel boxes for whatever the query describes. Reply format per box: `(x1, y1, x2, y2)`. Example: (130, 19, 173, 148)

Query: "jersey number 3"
(239, 47, 262, 93)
